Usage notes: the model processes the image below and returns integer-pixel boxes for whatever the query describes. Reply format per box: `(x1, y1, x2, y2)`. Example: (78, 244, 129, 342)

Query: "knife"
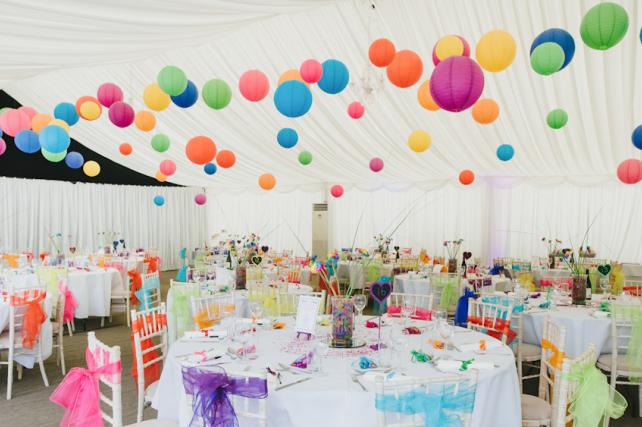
(275, 377, 312, 391)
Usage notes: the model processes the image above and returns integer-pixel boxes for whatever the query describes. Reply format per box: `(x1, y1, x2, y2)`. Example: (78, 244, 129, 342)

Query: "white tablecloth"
(622, 263, 642, 278)
(153, 317, 521, 427)
(393, 275, 512, 306)
(0, 294, 53, 368)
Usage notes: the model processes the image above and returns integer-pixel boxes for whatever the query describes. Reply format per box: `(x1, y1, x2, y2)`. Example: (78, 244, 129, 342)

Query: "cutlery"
(351, 373, 368, 392)
(278, 363, 302, 374)
(175, 348, 213, 358)
(275, 377, 312, 391)
(455, 330, 473, 333)
(354, 368, 392, 376)
(243, 365, 252, 372)
(227, 347, 239, 359)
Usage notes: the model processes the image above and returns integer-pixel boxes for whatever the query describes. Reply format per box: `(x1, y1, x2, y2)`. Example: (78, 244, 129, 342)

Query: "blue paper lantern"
(497, 144, 515, 161)
(632, 125, 642, 150)
(171, 80, 198, 108)
(277, 128, 298, 148)
(204, 162, 217, 175)
(65, 151, 84, 169)
(274, 80, 313, 118)
(530, 28, 575, 71)
(317, 59, 349, 95)
(14, 129, 41, 153)
(54, 102, 80, 126)
(39, 125, 70, 154)
(154, 195, 165, 206)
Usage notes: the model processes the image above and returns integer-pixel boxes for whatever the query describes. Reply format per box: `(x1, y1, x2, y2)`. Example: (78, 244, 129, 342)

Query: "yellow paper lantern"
(277, 70, 310, 88)
(408, 130, 431, 153)
(156, 171, 167, 182)
(417, 80, 440, 111)
(435, 35, 465, 61)
(80, 101, 101, 121)
(83, 160, 100, 177)
(135, 111, 156, 132)
(475, 30, 517, 73)
(143, 83, 171, 112)
(48, 119, 70, 133)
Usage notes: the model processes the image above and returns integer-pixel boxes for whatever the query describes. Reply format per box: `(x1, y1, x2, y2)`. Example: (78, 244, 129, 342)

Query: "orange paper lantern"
(471, 99, 499, 124)
(186, 136, 217, 165)
(259, 173, 276, 190)
(119, 143, 132, 155)
(31, 114, 54, 134)
(156, 171, 167, 182)
(75, 96, 102, 120)
(135, 111, 156, 132)
(459, 170, 475, 185)
(369, 39, 396, 67)
(277, 70, 310, 88)
(216, 150, 236, 168)
(386, 50, 423, 88)
(417, 80, 440, 111)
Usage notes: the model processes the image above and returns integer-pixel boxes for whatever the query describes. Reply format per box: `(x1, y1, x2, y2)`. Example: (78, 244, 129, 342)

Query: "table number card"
(216, 267, 230, 285)
(295, 296, 321, 338)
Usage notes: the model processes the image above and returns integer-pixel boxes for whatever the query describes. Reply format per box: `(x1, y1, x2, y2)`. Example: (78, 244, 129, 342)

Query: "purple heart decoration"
(370, 281, 392, 303)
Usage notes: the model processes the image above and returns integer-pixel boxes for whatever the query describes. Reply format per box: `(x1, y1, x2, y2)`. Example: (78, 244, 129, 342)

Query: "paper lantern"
(54, 102, 80, 126)
(331, 185, 344, 198)
(632, 125, 642, 150)
(0, 108, 11, 117)
(160, 159, 176, 176)
(143, 83, 171, 112)
(408, 130, 431, 153)
(119, 143, 132, 155)
(475, 30, 517, 72)
(369, 39, 396, 67)
(299, 151, 312, 165)
(80, 102, 101, 121)
(152, 134, 171, 153)
(277, 128, 298, 149)
(18, 106, 38, 121)
(108, 101, 134, 128)
(97, 83, 124, 108)
(195, 194, 207, 205)
(348, 102, 365, 119)
(156, 171, 167, 182)
(497, 144, 514, 161)
(65, 151, 84, 169)
(274, 80, 313, 118)
(387, 50, 423, 88)
(42, 148, 67, 163)
(547, 109, 568, 129)
(239, 70, 269, 102)
(75, 96, 102, 120)
(530, 28, 575, 71)
(369, 157, 384, 172)
(259, 173, 276, 190)
(0, 139, 6, 156)
(186, 136, 216, 164)
(154, 195, 165, 206)
(430, 56, 484, 112)
(158, 66, 188, 96)
(48, 119, 70, 133)
(14, 130, 41, 153)
(278, 70, 310, 88)
(39, 125, 70, 154)
(317, 60, 349, 95)
(459, 170, 475, 185)
(417, 80, 440, 111)
(134, 111, 156, 132)
(300, 60, 324, 84)
(531, 43, 565, 76)
(580, 2, 629, 50)
(31, 114, 54, 134)
(432, 35, 470, 66)
(617, 159, 642, 184)
(0, 110, 31, 136)
(472, 99, 500, 124)
(202, 79, 232, 110)
(216, 150, 236, 168)
(204, 163, 217, 175)
(171, 80, 198, 108)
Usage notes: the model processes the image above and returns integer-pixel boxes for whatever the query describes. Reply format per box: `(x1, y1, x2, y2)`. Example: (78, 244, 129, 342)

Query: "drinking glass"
(389, 328, 409, 372)
(207, 268, 214, 283)
(438, 320, 455, 350)
(250, 301, 264, 320)
(221, 308, 236, 342)
(235, 324, 253, 364)
(603, 284, 612, 302)
(354, 294, 367, 325)
(192, 270, 200, 284)
(263, 308, 274, 331)
(312, 333, 330, 377)
(401, 297, 414, 325)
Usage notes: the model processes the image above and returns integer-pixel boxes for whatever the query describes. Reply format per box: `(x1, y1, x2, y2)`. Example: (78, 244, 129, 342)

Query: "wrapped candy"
(404, 326, 421, 335)
(411, 349, 431, 363)
(351, 357, 378, 370)
(291, 351, 314, 369)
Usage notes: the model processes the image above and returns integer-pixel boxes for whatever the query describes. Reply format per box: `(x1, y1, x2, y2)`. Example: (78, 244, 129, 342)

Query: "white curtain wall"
(0, 178, 206, 270)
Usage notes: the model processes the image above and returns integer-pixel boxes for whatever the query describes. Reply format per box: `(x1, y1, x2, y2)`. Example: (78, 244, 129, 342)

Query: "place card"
(216, 267, 230, 285)
(295, 296, 321, 338)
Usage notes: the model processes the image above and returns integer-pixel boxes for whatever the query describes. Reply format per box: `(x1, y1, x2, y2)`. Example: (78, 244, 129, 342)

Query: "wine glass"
(192, 269, 200, 284)
(401, 297, 414, 325)
(207, 267, 214, 283)
(250, 301, 264, 320)
(438, 320, 455, 350)
(354, 295, 367, 325)
(312, 333, 330, 377)
(389, 327, 409, 372)
(263, 308, 274, 331)
(221, 308, 236, 342)
(235, 324, 253, 363)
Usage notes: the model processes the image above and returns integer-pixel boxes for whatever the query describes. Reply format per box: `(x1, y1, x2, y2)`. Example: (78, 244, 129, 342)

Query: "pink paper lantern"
(160, 159, 177, 176)
(97, 83, 124, 108)
(300, 59, 323, 84)
(348, 102, 365, 119)
(239, 70, 269, 102)
(195, 194, 207, 205)
(429, 56, 484, 112)
(0, 109, 31, 137)
(108, 102, 135, 128)
(432, 35, 470, 66)
(617, 159, 642, 184)
(369, 157, 384, 172)
(18, 106, 38, 121)
(331, 185, 344, 198)
(0, 139, 6, 156)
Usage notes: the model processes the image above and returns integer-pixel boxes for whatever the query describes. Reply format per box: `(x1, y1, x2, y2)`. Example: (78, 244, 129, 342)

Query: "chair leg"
(66, 321, 73, 337)
(101, 317, 104, 327)
(137, 378, 146, 422)
(59, 334, 65, 376)
(38, 358, 49, 387)
(56, 341, 60, 366)
(71, 320, 75, 332)
(7, 359, 13, 400)
(17, 363, 22, 380)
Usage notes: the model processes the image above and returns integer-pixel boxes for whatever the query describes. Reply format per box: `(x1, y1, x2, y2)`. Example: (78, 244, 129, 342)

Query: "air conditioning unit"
(312, 203, 332, 259)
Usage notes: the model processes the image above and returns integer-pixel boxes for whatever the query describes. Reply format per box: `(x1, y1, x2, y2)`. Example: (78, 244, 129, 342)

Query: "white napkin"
(184, 329, 228, 339)
(437, 360, 494, 373)
(239, 318, 271, 326)
(592, 311, 610, 319)
(363, 371, 418, 383)
(458, 340, 502, 352)
(186, 348, 226, 363)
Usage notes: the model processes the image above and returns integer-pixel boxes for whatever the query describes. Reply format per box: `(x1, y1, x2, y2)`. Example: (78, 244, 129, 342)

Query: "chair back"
(467, 296, 516, 344)
(554, 343, 597, 427)
(622, 278, 642, 297)
(87, 331, 123, 427)
(36, 265, 68, 318)
(189, 292, 236, 330)
(169, 280, 200, 342)
(608, 302, 642, 380)
(388, 292, 434, 319)
(538, 314, 568, 423)
(276, 290, 326, 316)
(139, 271, 161, 309)
(147, 248, 159, 258)
(430, 272, 461, 309)
(5, 285, 47, 349)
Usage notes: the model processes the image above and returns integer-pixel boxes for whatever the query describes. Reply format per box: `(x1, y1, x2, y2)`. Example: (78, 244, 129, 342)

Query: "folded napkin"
(186, 348, 226, 363)
(437, 360, 494, 373)
(363, 371, 418, 383)
(593, 311, 610, 319)
(184, 329, 228, 339)
(459, 340, 502, 352)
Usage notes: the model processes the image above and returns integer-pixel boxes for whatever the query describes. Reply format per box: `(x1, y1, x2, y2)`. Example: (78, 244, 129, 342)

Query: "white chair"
(53, 278, 68, 376)
(109, 261, 133, 326)
(466, 297, 516, 344)
(430, 272, 461, 317)
(387, 292, 434, 317)
(554, 343, 598, 427)
(168, 280, 200, 343)
(140, 271, 162, 309)
(0, 285, 49, 399)
(621, 278, 642, 297)
(276, 290, 326, 316)
(375, 370, 479, 426)
(513, 311, 542, 394)
(189, 292, 236, 330)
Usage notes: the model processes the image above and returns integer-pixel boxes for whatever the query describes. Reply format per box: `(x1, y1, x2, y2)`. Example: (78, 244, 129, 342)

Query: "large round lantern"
(408, 130, 431, 153)
(156, 171, 167, 182)
(300, 60, 324, 84)
(632, 125, 642, 150)
(298, 151, 312, 165)
(369, 158, 384, 172)
(432, 35, 470, 66)
(152, 134, 171, 153)
(216, 150, 236, 168)
(331, 185, 344, 198)
(39, 125, 70, 154)
(239, 70, 269, 102)
(202, 79, 232, 110)
(317, 60, 349, 95)
(459, 170, 475, 185)
(430, 56, 484, 112)
(143, 83, 171, 112)
(97, 83, 124, 108)
(31, 114, 54, 134)
(531, 43, 565, 76)
(348, 102, 365, 119)
(83, 160, 100, 177)
(497, 144, 515, 161)
(580, 2, 629, 50)
(274, 81, 313, 118)
(547, 109, 568, 129)
(0, 110, 31, 137)
(278, 70, 309, 88)
(75, 96, 102, 120)
(14, 130, 41, 153)
(417, 80, 440, 111)
(108, 102, 135, 128)
(171, 80, 198, 108)
(259, 173, 276, 190)
(54, 102, 80, 126)
(135, 111, 156, 132)
(160, 159, 177, 176)
(0, 140, 6, 156)
(531, 28, 575, 71)
(369, 39, 396, 67)
(119, 143, 132, 155)
(42, 148, 67, 163)
(18, 106, 38, 121)
(387, 50, 423, 88)
(475, 30, 517, 72)
(277, 128, 298, 149)
(186, 136, 217, 164)
(471, 99, 500, 124)
(65, 151, 84, 169)
(154, 196, 165, 206)
(618, 159, 642, 184)
(195, 194, 207, 205)
(158, 66, 188, 96)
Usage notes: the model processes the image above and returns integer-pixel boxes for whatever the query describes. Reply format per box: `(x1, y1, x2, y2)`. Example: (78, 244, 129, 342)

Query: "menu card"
(216, 267, 230, 285)
(294, 296, 321, 335)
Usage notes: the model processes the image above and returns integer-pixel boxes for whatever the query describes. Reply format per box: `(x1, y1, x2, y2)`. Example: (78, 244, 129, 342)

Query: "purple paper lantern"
(195, 194, 207, 205)
(108, 101, 135, 128)
(429, 56, 485, 112)
(369, 157, 384, 172)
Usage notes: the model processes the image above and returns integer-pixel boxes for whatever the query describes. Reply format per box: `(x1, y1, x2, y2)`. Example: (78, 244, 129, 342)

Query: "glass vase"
(235, 266, 247, 290)
(548, 255, 555, 269)
(448, 258, 457, 273)
(572, 275, 587, 305)
(331, 296, 354, 347)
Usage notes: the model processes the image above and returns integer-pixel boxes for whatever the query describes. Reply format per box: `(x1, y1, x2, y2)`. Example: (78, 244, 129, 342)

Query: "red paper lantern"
(108, 101, 135, 128)
(386, 50, 423, 88)
(617, 159, 642, 184)
(331, 185, 344, 198)
(97, 83, 124, 108)
(369, 158, 384, 172)
(369, 39, 396, 68)
(239, 70, 269, 102)
(217, 150, 236, 168)
(17, 106, 38, 121)
(119, 143, 132, 155)
(186, 136, 217, 165)
(0, 109, 31, 137)
(160, 159, 177, 176)
(300, 59, 324, 84)
(459, 170, 475, 185)
(348, 102, 365, 119)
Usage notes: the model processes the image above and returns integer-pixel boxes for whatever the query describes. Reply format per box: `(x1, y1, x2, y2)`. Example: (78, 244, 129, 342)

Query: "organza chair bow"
(182, 365, 267, 427)
(11, 290, 47, 349)
(130, 312, 166, 392)
(50, 347, 122, 427)
(2, 254, 19, 268)
(619, 304, 642, 383)
(143, 257, 158, 274)
(134, 276, 160, 311)
(128, 269, 142, 305)
(61, 285, 79, 325)
(432, 275, 459, 309)
(541, 339, 569, 370)
(171, 286, 198, 336)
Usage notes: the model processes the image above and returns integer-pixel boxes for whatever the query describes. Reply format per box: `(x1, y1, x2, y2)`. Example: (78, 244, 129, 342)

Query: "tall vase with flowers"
(444, 239, 464, 273)
(543, 238, 561, 268)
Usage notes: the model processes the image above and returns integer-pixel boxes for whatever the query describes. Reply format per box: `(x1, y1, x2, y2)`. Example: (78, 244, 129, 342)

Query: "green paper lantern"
(42, 148, 67, 162)
(157, 66, 188, 96)
(202, 79, 232, 110)
(298, 151, 312, 165)
(151, 134, 170, 153)
(547, 109, 568, 129)
(580, 2, 629, 50)
(530, 42, 565, 76)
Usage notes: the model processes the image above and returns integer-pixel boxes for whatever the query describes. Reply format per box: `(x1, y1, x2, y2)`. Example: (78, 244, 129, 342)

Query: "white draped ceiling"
(3, 0, 642, 192)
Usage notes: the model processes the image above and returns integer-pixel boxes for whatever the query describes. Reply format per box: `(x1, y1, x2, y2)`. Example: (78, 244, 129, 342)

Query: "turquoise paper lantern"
(154, 196, 165, 206)
(54, 102, 80, 126)
(277, 128, 298, 148)
(39, 125, 70, 154)
(497, 144, 514, 161)
(317, 60, 349, 95)
(274, 81, 312, 118)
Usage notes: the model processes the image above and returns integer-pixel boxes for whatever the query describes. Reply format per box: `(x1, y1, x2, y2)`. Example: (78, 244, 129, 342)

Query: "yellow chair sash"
(2, 254, 19, 268)
(541, 339, 570, 370)
(192, 303, 235, 330)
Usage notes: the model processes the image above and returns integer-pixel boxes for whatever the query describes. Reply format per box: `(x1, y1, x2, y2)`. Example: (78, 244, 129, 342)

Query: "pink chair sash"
(61, 285, 79, 324)
(387, 305, 432, 320)
(540, 278, 572, 288)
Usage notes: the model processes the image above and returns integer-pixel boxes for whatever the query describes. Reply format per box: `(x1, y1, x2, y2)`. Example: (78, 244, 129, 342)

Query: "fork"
(351, 373, 368, 392)
(243, 365, 251, 372)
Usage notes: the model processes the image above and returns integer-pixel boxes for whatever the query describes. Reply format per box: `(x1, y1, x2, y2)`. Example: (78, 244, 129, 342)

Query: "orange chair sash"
(11, 289, 47, 349)
(541, 339, 570, 370)
(3, 254, 19, 268)
(130, 313, 167, 392)
(193, 303, 236, 330)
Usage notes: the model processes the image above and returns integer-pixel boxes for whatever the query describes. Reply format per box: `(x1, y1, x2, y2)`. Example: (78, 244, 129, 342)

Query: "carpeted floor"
(0, 270, 639, 426)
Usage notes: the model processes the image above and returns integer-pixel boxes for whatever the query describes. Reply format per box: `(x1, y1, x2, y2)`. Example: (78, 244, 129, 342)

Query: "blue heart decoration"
(120, 239, 124, 244)
(370, 281, 392, 304)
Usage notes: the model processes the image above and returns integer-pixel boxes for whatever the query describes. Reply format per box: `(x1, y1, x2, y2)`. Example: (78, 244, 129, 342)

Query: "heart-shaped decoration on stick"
(251, 256, 263, 266)
(68, 246, 77, 254)
(370, 281, 392, 303)
(394, 246, 400, 252)
(463, 252, 472, 260)
(597, 264, 612, 277)
(261, 246, 269, 253)
(120, 239, 124, 244)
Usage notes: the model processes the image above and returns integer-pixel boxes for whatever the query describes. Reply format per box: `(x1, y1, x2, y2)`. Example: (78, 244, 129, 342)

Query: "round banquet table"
(393, 275, 513, 305)
(73, 255, 145, 274)
(152, 317, 521, 427)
